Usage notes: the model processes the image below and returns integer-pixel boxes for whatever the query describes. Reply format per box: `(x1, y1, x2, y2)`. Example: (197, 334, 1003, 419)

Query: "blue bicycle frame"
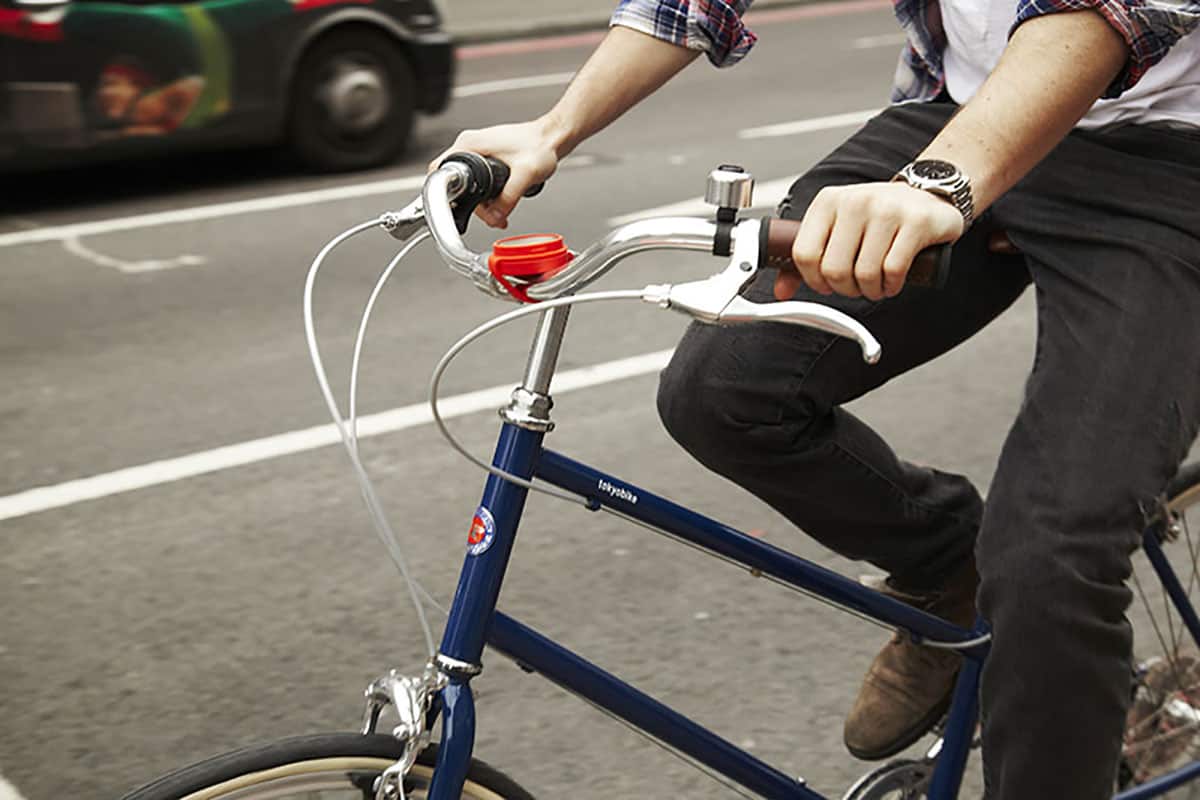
(418, 309, 1200, 800)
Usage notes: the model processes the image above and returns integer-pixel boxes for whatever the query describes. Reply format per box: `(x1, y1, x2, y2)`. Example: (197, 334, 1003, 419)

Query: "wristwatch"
(893, 159, 975, 228)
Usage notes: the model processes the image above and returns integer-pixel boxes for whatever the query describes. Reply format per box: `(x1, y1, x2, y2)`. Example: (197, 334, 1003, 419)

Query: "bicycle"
(121, 155, 1200, 800)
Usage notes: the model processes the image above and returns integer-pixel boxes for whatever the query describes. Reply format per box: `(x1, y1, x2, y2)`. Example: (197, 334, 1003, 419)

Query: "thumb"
(774, 270, 803, 300)
(483, 166, 542, 228)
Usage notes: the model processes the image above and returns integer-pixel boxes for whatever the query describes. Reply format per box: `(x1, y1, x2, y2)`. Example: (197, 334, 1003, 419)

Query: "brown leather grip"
(759, 217, 952, 290)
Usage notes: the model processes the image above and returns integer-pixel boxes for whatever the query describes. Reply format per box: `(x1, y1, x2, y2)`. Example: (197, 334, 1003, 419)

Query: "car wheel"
(288, 28, 415, 171)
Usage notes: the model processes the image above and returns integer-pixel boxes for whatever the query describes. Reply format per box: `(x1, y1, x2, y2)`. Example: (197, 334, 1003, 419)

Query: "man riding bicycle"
(436, 1, 1200, 797)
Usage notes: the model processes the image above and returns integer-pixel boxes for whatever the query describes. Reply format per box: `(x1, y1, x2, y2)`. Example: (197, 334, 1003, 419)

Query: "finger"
(773, 269, 803, 300)
(487, 165, 540, 226)
(882, 226, 923, 297)
(428, 142, 460, 175)
(476, 201, 508, 229)
(821, 210, 866, 298)
(792, 189, 836, 295)
(854, 217, 899, 302)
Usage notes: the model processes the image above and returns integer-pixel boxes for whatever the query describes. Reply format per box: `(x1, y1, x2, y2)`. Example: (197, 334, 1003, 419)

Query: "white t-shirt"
(940, 0, 1200, 129)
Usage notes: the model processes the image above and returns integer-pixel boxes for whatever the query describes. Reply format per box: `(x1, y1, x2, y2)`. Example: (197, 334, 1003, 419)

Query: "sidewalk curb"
(448, 0, 839, 44)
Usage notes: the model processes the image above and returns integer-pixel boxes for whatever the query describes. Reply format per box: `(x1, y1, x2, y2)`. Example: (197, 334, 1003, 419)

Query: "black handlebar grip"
(759, 217, 952, 290)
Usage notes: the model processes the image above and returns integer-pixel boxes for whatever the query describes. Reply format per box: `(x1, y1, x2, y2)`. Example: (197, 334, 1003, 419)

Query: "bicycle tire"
(121, 733, 535, 800)
(1121, 459, 1200, 798)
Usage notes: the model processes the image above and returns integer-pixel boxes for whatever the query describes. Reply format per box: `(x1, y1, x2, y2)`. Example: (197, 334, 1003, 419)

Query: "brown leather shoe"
(843, 559, 979, 761)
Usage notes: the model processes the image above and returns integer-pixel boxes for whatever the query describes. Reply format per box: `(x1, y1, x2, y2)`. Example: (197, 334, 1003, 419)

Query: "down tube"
(488, 612, 823, 800)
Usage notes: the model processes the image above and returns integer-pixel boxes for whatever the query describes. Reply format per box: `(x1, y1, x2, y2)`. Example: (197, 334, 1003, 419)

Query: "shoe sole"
(844, 689, 954, 762)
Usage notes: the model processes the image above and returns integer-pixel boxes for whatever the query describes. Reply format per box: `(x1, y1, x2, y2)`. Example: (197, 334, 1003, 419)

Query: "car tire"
(288, 27, 415, 171)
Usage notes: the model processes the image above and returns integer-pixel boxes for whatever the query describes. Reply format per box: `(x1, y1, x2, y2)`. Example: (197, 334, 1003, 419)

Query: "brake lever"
(643, 217, 883, 364)
(719, 296, 881, 364)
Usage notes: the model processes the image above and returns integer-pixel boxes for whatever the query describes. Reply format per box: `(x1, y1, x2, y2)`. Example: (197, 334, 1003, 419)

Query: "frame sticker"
(466, 506, 496, 556)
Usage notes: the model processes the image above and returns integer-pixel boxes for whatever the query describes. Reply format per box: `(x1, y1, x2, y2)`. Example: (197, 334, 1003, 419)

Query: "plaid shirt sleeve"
(610, 0, 758, 67)
(1013, 0, 1200, 97)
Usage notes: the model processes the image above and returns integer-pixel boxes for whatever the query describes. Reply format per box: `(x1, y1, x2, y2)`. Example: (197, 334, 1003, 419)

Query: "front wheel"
(122, 733, 535, 800)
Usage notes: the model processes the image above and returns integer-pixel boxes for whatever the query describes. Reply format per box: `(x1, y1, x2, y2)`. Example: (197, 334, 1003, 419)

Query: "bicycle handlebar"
(421, 161, 725, 300)
(413, 154, 958, 363)
(759, 218, 952, 290)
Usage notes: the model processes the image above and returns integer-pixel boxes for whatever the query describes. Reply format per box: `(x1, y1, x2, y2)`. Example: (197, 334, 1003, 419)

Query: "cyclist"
(436, 2, 1200, 797)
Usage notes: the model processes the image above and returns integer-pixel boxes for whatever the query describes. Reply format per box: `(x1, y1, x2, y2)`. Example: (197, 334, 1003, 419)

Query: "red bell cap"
(488, 233, 574, 302)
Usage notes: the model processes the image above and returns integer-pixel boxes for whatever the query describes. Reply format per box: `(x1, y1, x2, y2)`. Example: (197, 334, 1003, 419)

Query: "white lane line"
(607, 175, 799, 226)
(62, 236, 207, 273)
(0, 174, 428, 249)
(0, 349, 673, 523)
(738, 108, 880, 140)
(852, 32, 908, 49)
(454, 72, 574, 98)
(0, 774, 28, 800)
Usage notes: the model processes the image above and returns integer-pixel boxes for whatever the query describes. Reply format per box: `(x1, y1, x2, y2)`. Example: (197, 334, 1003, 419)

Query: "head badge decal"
(466, 506, 496, 556)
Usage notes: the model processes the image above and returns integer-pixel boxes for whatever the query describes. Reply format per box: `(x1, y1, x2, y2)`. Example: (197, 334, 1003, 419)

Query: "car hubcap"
(317, 57, 389, 134)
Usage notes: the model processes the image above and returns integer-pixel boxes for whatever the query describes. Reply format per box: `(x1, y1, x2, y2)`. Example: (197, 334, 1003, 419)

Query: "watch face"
(912, 160, 958, 181)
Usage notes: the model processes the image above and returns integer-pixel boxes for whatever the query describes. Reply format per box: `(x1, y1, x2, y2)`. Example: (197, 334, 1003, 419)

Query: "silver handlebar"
(420, 164, 724, 300)
(421, 163, 507, 297)
(410, 162, 882, 364)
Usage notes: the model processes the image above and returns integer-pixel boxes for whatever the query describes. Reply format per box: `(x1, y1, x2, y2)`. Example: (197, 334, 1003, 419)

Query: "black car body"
(0, 0, 454, 170)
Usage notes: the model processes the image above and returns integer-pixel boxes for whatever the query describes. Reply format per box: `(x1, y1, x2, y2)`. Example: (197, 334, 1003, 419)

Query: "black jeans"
(657, 102, 1200, 798)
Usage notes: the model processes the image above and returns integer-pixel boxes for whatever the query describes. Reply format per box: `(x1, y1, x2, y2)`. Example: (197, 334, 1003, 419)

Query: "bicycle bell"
(706, 164, 754, 256)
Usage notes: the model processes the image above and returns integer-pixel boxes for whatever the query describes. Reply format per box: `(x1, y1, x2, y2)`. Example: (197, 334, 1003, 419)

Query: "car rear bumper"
(409, 32, 455, 114)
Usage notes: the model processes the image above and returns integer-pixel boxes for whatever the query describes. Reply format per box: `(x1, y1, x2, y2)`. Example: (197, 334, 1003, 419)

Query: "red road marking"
(460, 31, 605, 60)
(458, 0, 892, 60)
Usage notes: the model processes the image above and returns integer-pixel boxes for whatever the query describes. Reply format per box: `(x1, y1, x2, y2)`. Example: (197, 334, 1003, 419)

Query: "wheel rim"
(1123, 479, 1200, 797)
(314, 53, 390, 136)
(845, 759, 934, 800)
(178, 757, 508, 800)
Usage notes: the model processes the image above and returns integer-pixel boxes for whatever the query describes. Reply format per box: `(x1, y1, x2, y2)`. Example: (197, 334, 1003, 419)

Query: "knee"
(656, 351, 743, 463)
(656, 331, 824, 466)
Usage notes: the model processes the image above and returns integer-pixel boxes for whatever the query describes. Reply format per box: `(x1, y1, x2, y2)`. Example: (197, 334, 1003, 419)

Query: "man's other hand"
(777, 182, 964, 301)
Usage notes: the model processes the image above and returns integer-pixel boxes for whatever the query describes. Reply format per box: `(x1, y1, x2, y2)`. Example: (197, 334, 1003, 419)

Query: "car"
(0, 0, 454, 171)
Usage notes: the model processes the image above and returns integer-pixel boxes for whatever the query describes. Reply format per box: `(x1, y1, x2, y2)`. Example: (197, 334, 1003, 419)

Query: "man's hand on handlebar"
(776, 181, 965, 303)
(430, 119, 563, 230)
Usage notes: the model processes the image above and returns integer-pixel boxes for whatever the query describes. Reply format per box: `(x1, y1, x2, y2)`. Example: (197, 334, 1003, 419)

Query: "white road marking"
(454, 72, 575, 98)
(63, 236, 207, 273)
(0, 174, 428, 249)
(0, 349, 673, 522)
(851, 32, 908, 49)
(0, 775, 28, 800)
(607, 175, 798, 226)
(0, 156, 599, 251)
(738, 108, 880, 140)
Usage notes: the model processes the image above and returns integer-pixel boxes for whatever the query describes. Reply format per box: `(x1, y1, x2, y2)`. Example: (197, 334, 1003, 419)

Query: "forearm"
(541, 25, 699, 157)
(918, 9, 1128, 213)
